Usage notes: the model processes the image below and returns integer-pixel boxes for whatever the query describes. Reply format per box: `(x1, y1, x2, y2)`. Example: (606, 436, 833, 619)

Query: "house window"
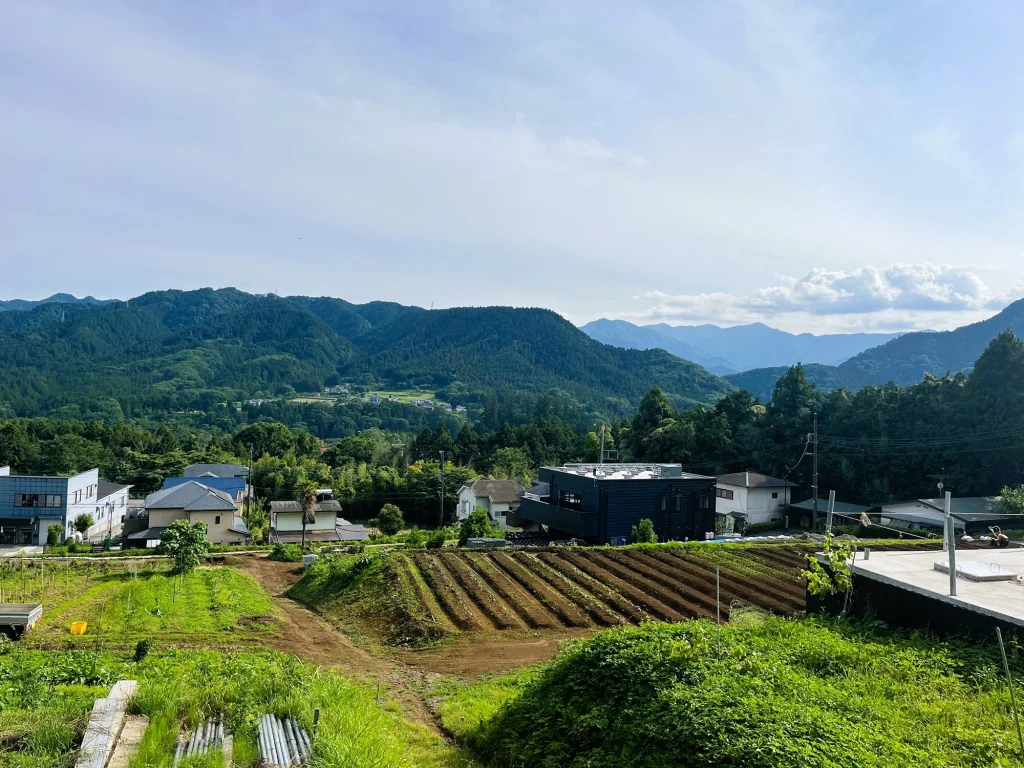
(558, 491, 582, 511)
(47, 495, 62, 507)
(14, 494, 40, 507)
(772, 492, 778, 499)
(661, 497, 667, 511)
(675, 496, 682, 511)
(698, 495, 709, 509)
(215, 515, 221, 525)
(716, 489, 734, 500)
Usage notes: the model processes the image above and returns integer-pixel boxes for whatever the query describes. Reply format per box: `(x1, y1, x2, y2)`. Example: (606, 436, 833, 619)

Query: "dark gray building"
(516, 463, 717, 544)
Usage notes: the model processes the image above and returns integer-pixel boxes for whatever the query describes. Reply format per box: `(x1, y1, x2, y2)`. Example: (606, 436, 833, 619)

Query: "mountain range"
(581, 318, 899, 374)
(725, 298, 1024, 398)
(0, 289, 730, 420)
(0, 293, 115, 312)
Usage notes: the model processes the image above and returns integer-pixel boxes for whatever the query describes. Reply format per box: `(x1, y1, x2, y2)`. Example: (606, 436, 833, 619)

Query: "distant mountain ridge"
(0, 288, 732, 419)
(726, 299, 1024, 398)
(0, 293, 115, 311)
(582, 318, 898, 374)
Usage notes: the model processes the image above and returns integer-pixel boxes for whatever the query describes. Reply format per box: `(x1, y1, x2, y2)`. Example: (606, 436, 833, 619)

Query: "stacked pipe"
(173, 715, 225, 766)
(258, 714, 312, 767)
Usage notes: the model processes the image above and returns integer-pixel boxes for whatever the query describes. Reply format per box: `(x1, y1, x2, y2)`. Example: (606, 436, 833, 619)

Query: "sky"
(2, 0, 1024, 334)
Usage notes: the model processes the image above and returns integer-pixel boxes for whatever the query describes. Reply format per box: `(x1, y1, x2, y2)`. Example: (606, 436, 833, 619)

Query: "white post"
(825, 490, 836, 536)
(947, 516, 957, 597)
(942, 491, 952, 552)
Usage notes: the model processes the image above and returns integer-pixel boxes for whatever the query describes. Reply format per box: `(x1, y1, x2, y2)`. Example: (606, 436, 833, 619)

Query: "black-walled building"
(515, 463, 717, 544)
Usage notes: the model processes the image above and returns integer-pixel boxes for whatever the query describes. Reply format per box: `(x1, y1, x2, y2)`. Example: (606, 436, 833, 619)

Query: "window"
(215, 515, 221, 525)
(675, 495, 682, 511)
(772, 492, 778, 499)
(558, 491, 582, 511)
(120, 497, 125, 507)
(716, 489, 734, 500)
(660, 497, 667, 511)
(14, 494, 40, 507)
(698, 495, 709, 509)
(46, 494, 62, 507)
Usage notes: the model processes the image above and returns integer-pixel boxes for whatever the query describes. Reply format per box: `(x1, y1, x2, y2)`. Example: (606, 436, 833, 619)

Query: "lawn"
(0, 648, 476, 768)
(0, 561, 276, 647)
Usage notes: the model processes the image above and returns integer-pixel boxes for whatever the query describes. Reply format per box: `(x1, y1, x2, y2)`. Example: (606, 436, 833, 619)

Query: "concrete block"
(107, 715, 149, 768)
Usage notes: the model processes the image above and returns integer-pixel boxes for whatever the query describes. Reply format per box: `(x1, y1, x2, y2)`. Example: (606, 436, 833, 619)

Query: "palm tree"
(299, 482, 318, 552)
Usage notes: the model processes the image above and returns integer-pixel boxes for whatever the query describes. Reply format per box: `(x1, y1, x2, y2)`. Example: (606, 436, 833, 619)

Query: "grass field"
(0, 561, 276, 647)
(0, 648, 475, 768)
(367, 389, 437, 403)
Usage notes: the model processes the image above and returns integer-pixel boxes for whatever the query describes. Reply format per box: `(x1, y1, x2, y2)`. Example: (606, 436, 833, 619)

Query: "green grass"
(436, 615, 1024, 767)
(0, 648, 476, 767)
(5, 563, 275, 646)
(367, 389, 437, 403)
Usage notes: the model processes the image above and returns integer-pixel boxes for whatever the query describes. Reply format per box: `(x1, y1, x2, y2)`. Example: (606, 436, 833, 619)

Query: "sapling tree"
(375, 504, 404, 536)
(73, 514, 94, 535)
(160, 519, 209, 574)
(46, 523, 63, 549)
(631, 518, 657, 544)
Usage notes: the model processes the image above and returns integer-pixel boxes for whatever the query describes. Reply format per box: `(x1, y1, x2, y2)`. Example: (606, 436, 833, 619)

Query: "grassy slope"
(0, 648, 473, 768)
(436, 614, 1024, 768)
(287, 551, 452, 647)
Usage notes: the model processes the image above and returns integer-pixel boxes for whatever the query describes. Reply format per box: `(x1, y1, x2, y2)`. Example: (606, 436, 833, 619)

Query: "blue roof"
(163, 476, 245, 497)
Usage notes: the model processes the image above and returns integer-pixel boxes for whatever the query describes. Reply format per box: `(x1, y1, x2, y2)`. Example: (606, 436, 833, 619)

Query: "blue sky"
(1, 0, 1022, 333)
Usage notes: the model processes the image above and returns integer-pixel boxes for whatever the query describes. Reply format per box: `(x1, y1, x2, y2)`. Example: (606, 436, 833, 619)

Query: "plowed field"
(401, 545, 813, 635)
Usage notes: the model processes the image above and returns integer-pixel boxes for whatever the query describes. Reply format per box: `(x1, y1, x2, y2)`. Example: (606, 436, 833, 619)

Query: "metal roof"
(269, 500, 343, 514)
(183, 463, 249, 478)
(144, 481, 237, 512)
(547, 463, 712, 481)
(464, 479, 525, 504)
(789, 497, 872, 514)
(97, 482, 131, 501)
(717, 472, 797, 489)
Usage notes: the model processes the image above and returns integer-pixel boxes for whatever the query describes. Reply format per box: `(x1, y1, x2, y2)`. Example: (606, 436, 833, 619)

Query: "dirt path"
(237, 555, 572, 722)
(237, 557, 439, 728)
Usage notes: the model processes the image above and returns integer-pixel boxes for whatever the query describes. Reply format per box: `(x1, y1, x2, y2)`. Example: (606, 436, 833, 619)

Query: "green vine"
(803, 535, 854, 597)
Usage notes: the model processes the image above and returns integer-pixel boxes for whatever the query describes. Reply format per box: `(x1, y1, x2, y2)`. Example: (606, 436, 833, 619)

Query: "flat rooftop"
(851, 548, 1024, 628)
(549, 463, 714, 481)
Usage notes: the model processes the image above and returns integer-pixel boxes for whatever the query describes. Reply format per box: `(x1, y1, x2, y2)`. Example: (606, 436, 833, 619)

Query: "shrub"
(375, 504, 404, 536)
(159, 520, 209, 574)
(631, 518, 657, 544)
(46, 524, 62, 549)
(133, 639, 153, 663)
(425, 529, 449, 549)
(458, 508, 504, 545)
(73, 514, 94, 535)
(269, 543, 303, 562)
(744, 521, 786, 536)
(405, 526, 427, 549)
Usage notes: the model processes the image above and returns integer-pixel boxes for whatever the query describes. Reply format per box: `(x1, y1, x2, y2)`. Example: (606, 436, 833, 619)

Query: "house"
(457, 479, 525, 530)
(788, 497, 874, 530)
(455, 405, 468, 414)
(183, 463, 249, 479)
(268, 491, 368, 543)
(0, 466, 127, 545)
(879, 497, 1004, 534)
(715, 472, 796, 530)
(366, 395, 383, 405)
(517, 463, 717, 544)
(128, 481, 249, 547)
(80, 482, 133, 542)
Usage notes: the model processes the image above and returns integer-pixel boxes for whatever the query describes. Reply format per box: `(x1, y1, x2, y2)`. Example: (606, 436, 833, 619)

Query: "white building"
(457, 479, 525, 530)
(715, 472, 796, 529)
(81, 482, 133, 542)
(268, 493, 368, 543)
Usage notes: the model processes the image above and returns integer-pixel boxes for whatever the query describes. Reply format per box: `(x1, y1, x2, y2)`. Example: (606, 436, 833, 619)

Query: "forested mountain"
(0, 293, 115, 311)
(0, 288, 731, 422)
(582, 318, 897, 373)
(727, 299, 1024, 398)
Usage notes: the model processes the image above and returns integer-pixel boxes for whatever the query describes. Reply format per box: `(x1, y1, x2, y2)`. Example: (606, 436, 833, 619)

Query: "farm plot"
(402, 546, 810, 638)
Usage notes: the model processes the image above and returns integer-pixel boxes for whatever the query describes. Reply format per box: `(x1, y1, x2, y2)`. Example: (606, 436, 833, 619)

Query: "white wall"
(274, 511, 338, 532)
(456, 487, 518, 530)
(717, 484, 790, 526)
(83, 488, 130, 541)
(64, 469, 101, 538)
(149, 508, 245, 543)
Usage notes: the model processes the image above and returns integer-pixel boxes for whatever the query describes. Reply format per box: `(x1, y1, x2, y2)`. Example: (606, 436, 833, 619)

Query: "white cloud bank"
(610, 264, 1024, 333)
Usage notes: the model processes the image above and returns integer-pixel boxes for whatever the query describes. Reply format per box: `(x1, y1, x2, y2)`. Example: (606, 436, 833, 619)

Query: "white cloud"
(605, 264, 1024, 333)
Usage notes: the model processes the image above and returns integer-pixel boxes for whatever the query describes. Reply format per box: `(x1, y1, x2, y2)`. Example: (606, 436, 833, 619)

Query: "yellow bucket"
(70, 622, 87, 636)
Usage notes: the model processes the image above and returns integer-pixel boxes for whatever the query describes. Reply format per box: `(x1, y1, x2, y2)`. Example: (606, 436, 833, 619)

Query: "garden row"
(399, 545, 810, 634)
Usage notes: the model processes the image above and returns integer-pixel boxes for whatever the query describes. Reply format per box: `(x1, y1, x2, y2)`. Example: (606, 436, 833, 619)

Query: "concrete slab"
(852, 548, 1024, 627)
(74, 680, 138, 768)
(107, 715, 149, 768)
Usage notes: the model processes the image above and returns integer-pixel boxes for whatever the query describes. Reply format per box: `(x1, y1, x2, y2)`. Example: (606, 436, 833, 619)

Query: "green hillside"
(0, 288, 731, 420)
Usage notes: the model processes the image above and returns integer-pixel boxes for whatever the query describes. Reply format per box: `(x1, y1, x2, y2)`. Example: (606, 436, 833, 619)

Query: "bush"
(375, 504, 404, 536)
(455, 617, 1024, 767)
(425, 529, 449, 549)
(269, 543, 303, 562)
(631, 518, 657, 544)
(73, 514, 94, 535)
(458, 508, 504, 545)
(743, 521, 786, 536)
(133, 639, 153, 663)
(405, 526, 427, 549)
(46, 524, 62, 549)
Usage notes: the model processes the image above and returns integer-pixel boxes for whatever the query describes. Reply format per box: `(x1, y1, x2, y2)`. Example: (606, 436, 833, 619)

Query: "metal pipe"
(272, 715, 289, 766)
(173, 736, 184, 767)
(290, 717, 307, 762)
(185, 723, 199, 756)
(283, 716, 299, 764)
(266, 715, 281, 766)
(257, 718, 268, 764)
(299, 723, 311, 757)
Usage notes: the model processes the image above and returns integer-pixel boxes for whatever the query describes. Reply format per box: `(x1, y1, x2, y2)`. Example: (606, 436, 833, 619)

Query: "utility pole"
(811, 412, 819, 530)
(438, 450, 446, 527)
(599, 426, 605, 465)
(246, 444, 254, 522)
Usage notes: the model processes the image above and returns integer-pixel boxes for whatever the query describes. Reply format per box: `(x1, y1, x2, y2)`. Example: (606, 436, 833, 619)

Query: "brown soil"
(539, 552, 647, 624)
(491, 551, 591, 627)
(463, 554, 561, 630)
(395, 631, 590, 677)
(563, 551, 686, 622)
